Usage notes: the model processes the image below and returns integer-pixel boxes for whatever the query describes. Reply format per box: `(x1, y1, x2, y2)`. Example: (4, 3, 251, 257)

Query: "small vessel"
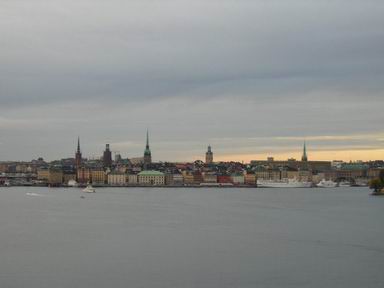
(3, 180, 11, 187)
(68, 180, 79, 187)
(83, 183, 96, 193)
(354, 179, 369, 187)
(317, 179, 337, 188)
(338, 181, 351, 187)
(257, 178, 312, 188)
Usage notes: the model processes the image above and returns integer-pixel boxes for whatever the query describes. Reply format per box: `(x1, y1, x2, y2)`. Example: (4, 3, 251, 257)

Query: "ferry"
(257, 179, 312, 188)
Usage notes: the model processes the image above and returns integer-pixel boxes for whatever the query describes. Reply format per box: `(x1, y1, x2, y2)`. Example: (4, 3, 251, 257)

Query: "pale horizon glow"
(213, 149, 384, 164)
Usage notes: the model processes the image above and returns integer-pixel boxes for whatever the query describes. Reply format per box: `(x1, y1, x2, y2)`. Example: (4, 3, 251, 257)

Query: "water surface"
(0, 187, 383, 288)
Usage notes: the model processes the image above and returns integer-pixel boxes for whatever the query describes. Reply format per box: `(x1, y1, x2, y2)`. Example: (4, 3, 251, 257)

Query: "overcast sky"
(1, 0, 383, 162)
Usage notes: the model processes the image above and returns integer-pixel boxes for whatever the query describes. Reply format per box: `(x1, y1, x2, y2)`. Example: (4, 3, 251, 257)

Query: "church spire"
(77, 136, 81, 153)
(146, 129, 149, 149)
(143, 129, 152, 168)
(302, 141, 308, 162)
(75, 137, 82, 180)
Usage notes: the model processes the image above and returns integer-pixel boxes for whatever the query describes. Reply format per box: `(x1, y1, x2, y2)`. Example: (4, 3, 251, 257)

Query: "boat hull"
(316, 180, 337, 188)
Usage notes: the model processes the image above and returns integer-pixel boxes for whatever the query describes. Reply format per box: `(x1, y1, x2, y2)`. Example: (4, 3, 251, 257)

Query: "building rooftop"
(138, 170, 164, 176)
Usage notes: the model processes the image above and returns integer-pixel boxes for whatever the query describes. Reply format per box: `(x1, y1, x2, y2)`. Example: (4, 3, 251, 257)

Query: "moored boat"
(83, 184, 96, 193)
(317, 179, 337, 188)
(338, 181, 351, 187)
(68, 180, 79, 187)
(257, 179, 312, 188)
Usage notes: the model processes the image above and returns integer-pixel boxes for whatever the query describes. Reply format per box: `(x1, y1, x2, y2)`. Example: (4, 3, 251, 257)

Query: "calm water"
(0, 187, 383, 288)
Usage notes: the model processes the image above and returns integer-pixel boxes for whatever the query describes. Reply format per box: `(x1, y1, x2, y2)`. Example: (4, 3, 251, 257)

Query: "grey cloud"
(0, 0, 383, 160)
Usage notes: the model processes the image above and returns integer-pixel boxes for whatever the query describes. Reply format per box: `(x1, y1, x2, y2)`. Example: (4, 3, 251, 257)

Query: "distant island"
(1, 135, 383, 189)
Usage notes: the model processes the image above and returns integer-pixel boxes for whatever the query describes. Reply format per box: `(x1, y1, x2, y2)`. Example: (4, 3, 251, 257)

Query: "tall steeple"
(301, 141, 308, 162)
(143, 129, 152, 169)
(75, 137, 82, 180)
(146, 129, 149, 149)
(77, 136, 81, 154)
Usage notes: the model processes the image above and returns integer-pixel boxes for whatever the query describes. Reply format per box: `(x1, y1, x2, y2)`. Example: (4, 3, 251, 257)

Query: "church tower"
(301, 141, 308, 162)
(206, 145, 213, 164)
(75, 137, 82, 180)
(103, 144, 112, 168)
(143, 130, 152, 169)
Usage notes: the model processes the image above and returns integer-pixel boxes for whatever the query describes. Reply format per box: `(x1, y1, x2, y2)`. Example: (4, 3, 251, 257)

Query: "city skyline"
(1, 1, 383, 162)
(1, 133, 383, 163)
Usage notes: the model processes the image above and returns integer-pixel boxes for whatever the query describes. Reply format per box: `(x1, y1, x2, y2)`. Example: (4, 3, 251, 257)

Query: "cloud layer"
(0, 0, 383, 161)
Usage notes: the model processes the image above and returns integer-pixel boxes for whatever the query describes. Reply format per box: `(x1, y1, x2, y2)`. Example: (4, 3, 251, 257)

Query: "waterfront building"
(286, 169, 299, 180)
(103, 144, 112, 168)
(15, 164, 30, 173)
(205, 145, 213, 164)
(327, 170, 338, 181)
(138, 170, 165, 185)
(202, 172, 217, 183)
(164, 173, 174, 185)
(127, 174, 138, 184)
(108, 172, 127, 186)
(254, 167, 282, 181)
(77, 167, 91, 184)
(48, 169, 63, 185)
(286, 169, 312, 182)
(172, 174, 184, 185)
(91, 168, 106, 184)
(231, 174, 245, 185)
(217, 175, 232, 184)
(143, 130, 152, 169)
(244, 172, 257, 186)
(38, 168, 63, 185)
(251, 158, 331, 173)
(182, 171, 195, 184)
(335, 169, 366, 181)
(193, 171, 203, 184)
(37, 169, 50, 181)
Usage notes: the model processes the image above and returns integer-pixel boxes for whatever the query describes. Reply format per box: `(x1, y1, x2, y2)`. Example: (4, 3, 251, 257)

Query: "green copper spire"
(144, 129, 151, 156)
(144, 129, 152, 168)
(146, 129, 149, 149)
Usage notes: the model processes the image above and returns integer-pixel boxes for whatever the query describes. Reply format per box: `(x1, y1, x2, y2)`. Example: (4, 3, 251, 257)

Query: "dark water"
(0, 187, 383, 288)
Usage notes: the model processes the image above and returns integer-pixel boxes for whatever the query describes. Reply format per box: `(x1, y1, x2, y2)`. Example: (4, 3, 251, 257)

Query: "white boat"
(338, 181, 351, 187)
(4, 180, 11, 187)
(354, 179, 369, 187)
(68, 180, 79, 187)
(83, 184, 96, 193)
(257, 179, 312, 188)
(317, 179, 337, 188)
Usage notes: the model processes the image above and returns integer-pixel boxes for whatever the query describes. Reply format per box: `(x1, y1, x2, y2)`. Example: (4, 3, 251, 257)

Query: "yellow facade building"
(138, 171, 165, 185)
